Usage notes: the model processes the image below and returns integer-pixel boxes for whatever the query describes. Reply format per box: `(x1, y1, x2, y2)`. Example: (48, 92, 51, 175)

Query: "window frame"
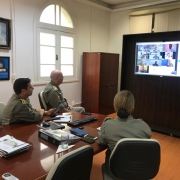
(34, 0, 78, 83)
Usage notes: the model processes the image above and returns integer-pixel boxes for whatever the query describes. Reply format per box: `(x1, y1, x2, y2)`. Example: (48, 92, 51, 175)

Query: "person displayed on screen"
(165, 53, 172, 59)
(167, 60, 173, 67)
(97, 90, 151, 164)
(153, 45, 160, 52)
(153, 61, 158, 66)
(153, 54, 159, 59)
(43, 70, 85, 113)
(139, 60, 146, 66)
(139, 65, 148, 73)
(166, 44, 175, 52)
(1, 78, 56, 125)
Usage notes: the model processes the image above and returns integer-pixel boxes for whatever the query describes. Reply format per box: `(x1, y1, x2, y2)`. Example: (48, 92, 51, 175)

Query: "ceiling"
(77, 0, 180, 11)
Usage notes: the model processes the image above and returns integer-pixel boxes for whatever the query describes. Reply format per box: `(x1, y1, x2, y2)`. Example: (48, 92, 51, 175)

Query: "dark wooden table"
(0, 112, 107, 180)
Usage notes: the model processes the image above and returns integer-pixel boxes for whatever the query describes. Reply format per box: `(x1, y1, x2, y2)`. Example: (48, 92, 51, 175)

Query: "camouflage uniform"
(1, 94, 41, 125)
(43, 81, 85, 112)
(98, 116, 152, 151)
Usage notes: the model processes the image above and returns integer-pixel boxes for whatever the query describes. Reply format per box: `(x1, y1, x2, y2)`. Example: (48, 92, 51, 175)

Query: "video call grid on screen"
(135, 41, 180, 77)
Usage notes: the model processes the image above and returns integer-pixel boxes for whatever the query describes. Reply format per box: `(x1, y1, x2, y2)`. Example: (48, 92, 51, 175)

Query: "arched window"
(35, 2, 77, 82)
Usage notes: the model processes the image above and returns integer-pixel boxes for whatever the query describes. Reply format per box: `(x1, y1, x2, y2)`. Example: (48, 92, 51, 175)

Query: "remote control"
(2, 173, 19, 180)
(50, 107, 62, 117)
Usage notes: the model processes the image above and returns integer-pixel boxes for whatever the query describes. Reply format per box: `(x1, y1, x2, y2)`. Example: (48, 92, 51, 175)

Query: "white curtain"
(154, 9, 180, 32)
(129, 14, 152, 34)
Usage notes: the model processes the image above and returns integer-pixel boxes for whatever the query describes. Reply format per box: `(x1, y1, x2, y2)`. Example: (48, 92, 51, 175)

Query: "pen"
(45, 117, 64, 122)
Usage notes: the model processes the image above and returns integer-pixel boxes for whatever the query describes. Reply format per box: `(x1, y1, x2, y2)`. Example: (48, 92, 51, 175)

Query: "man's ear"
(21, 89, 26, 94)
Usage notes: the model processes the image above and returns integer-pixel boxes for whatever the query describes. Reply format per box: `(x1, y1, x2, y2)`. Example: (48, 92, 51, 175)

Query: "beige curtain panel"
(154, 9, 180, 32)
(129, 14, 152, 34)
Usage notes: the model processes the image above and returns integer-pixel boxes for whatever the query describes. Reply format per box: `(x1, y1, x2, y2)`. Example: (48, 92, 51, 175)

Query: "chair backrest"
(0, 102, 6, 125)
(38, 91, 47, 110)
(109, 138, 161, 180)
(46, 145, 94, 180)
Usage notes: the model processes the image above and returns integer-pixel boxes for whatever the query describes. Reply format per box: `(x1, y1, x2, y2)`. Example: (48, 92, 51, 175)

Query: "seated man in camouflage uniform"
(1, 78, 55, 125)
(43, 70, 85, 113)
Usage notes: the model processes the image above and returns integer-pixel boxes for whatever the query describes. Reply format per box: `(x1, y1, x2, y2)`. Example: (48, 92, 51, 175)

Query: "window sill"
(32, 78, 79, 86)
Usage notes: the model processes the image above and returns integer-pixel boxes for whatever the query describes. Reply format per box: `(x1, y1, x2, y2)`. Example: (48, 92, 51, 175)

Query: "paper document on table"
(56, 145, 75, 153)
(97, 127, 101, 130)
(0, 135, 30, 157)
(53, 115, 71, 122)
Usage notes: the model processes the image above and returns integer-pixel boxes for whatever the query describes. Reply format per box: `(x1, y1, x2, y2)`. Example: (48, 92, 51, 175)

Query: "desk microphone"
(45, 117, 64, 122)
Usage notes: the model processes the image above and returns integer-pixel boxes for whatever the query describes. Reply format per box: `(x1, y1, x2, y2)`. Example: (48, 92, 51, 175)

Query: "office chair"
(102, 138, 161, 180)
(38, 91, 47, 110)
(46, 145, 94, 180)
(0, 102, 5, 125)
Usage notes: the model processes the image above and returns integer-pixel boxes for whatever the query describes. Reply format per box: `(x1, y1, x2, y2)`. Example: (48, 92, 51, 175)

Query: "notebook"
(69, 128, 88, 137)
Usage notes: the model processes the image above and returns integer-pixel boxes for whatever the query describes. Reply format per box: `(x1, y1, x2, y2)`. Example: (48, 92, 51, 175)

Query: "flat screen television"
(135, 41, 180, 77)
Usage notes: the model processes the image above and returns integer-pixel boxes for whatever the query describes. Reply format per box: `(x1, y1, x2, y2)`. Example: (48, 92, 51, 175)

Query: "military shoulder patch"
(20, 99, 27, 104)
(53, 86, 58, 91)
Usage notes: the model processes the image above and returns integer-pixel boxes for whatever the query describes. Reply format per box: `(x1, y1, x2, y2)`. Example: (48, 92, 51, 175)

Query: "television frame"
(134, 41, 180, 77)
(0, 17, 11, 49)
(0, 56, 10, 80)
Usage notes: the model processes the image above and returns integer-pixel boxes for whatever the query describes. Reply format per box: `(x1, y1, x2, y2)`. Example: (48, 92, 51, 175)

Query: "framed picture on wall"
(0, 17, 11, 49)
(0, 57, 10, 80)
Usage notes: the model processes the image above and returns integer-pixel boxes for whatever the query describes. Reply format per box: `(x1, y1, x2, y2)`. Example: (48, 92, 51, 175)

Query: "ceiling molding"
(76, 0, 112, 12)
(112, 0, 179, 12)
(77, 0, 179, 12)
(129, 4, 180, 15)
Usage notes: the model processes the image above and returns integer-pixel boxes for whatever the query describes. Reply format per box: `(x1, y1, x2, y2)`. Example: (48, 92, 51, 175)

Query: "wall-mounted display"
(0, 17, 11, 49)
(0, 56, 10, 80)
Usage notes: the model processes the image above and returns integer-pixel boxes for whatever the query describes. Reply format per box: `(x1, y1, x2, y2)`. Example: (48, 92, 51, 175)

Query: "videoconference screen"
(135, 41, 180, 77)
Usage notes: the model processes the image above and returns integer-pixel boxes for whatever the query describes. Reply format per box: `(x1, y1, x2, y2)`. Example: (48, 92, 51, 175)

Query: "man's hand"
(46, 108, 56, 116)
(68, 105, 73, 110)
(36, 109, 45, 118)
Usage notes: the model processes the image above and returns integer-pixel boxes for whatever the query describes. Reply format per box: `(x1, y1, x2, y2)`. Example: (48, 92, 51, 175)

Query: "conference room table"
(0, 112, 107, 180)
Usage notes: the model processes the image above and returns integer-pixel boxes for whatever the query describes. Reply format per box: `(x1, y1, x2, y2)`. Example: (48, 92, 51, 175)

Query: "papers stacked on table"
(0, 135, 31, 158)
(53, 115, 71, 123)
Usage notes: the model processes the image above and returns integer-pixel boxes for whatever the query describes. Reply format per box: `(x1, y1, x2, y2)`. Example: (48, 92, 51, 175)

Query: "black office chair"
(45, 145, 94, 180)
(38, 91, 47, 110)
(102, 138, 161, 180)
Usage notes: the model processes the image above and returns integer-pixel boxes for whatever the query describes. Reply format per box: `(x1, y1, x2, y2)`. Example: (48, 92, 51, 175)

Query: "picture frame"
(0, 56, 10, 80)
(0, 17, 11, 49)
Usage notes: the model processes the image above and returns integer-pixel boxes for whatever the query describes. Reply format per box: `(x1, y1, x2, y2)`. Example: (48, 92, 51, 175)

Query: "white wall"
(0, 0, 14, 104)
(109, 10, 130, 90)
(0, 0, 111, 108)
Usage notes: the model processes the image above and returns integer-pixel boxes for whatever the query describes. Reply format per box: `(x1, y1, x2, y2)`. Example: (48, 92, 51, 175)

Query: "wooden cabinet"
(82, 52, 119, 115)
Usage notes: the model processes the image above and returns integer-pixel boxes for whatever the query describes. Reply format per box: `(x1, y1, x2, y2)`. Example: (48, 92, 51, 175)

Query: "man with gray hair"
(43, 70, 85, 113)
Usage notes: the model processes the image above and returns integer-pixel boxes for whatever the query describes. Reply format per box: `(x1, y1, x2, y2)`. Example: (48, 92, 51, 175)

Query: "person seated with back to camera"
(43, 70, 85, 113)
(1, 78, 55, 125)
(97, 90, 151, 164)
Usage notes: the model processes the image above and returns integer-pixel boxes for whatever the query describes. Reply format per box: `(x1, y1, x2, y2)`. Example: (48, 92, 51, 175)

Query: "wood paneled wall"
(121, 31, 180, 136)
